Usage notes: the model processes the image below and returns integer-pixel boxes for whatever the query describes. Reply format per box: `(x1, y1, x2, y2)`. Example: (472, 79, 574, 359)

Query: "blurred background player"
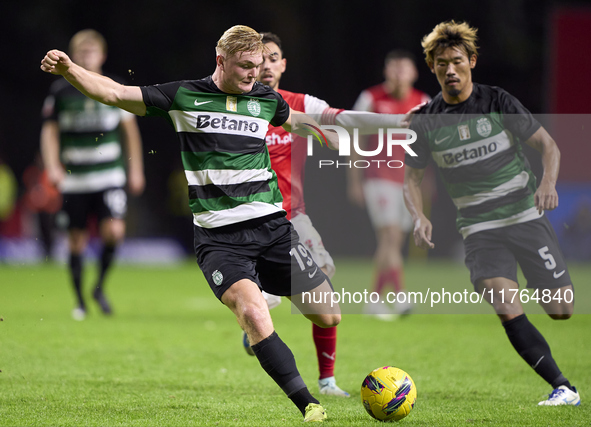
(40, 29, 145, 320)
(404, 21, 580, 406)
(349, 50, 430, 319)
(22, 153, 63, 260)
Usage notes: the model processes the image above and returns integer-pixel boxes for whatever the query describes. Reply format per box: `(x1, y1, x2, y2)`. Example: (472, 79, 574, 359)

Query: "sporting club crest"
(247, 99, 261, 117)
(476, 117, 492, 137)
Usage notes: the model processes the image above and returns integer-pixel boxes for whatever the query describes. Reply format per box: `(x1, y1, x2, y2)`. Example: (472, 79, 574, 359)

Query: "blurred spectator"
(22, 153, 62, 260)
(0, 156, 18, 234)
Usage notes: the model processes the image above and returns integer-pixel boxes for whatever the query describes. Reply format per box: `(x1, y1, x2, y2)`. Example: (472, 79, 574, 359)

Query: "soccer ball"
(361, 366, 417, 421)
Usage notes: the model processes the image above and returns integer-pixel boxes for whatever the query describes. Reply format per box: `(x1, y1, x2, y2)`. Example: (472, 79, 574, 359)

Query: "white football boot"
(538, 385, 581, 406)
(318, 376, 350, 397)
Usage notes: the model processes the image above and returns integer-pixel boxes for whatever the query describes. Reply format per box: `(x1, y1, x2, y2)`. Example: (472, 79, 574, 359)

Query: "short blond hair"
(421, 21, 478, 66)
(69, 29, 107, 55)
(216, 25, 265, 57)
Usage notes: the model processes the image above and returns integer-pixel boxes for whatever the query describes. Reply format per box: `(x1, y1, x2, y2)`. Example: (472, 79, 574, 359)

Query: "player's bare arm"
(120, 118, 145, 196)
(525, 127, 560, 213)
(403, 165, 435, 249)
(40, 120, 64, 186)
(40, 49, 146, 116)
(283, 108, 339, 150)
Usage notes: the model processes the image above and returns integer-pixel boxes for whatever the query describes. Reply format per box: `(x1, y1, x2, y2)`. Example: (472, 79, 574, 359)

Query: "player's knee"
(241, 304, 267, 323)
(548, 303, 573, 320)
(379, 226, 403, 248)
(101, 219, 125, 244)
(69, 240, 85, 254)
(233, 293, 269, 324)
(68, 231, 87, 253)
(240, 304, 272, 335)
(316, 313, 341, 328)
(492, 302, 523, 318)
(549, 312, 572, 320)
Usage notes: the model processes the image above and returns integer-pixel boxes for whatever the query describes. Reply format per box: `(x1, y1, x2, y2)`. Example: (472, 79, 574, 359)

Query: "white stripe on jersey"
(58, 109, 122, 132)
(168, 110, 269, 140)
(61, 142, 121, 165)
(452, 171, 530, 209)
(431, 130, 513, 169)
(193, 201, 284, 228)
(185, 168, 273, 186)
(60, 168, 126, 193)
(459, 207, 543, 239)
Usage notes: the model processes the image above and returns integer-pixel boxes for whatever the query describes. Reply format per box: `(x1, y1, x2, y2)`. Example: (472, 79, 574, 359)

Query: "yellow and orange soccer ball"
(361, 366, 417, 421)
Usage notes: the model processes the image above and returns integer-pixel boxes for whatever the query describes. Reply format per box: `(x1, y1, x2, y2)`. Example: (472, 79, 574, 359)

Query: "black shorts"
(193, 214, 329, 302)
(464, 216, 573, 290)
(62, 188, 127, 230)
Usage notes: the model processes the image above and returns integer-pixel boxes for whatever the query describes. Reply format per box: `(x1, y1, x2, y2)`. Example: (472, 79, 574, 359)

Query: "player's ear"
(281, 57, 287, 73)
(470, 55, 477, 69)
(428, 62, 435, 73)
(216, 54, 225, 70)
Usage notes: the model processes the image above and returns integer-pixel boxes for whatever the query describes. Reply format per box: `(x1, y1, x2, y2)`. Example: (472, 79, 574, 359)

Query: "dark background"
(2, 0, 590, 257)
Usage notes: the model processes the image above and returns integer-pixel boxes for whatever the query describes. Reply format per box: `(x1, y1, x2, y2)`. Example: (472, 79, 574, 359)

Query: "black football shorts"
(62, 187, 127, 230)
(464, 216, 572, 290)
(193, 214, 329, 302)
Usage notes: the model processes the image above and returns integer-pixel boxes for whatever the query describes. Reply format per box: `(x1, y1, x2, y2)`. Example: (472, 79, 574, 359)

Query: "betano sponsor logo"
(196, 115, 260, 133)
(442, 141, 498, 166)
(303, 125, 417, 169)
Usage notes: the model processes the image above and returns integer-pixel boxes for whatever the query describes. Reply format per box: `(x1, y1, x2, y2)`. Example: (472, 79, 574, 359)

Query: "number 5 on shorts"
(538, 246, 557, 270)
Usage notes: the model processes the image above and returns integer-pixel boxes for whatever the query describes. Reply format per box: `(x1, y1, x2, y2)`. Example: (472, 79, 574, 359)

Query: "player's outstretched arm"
(283, 108, 339, 150)
(326, 102, 428, 134)
(330, 110, 404, 134)
(525, 127, 560, 214)
(40, 49, 146, 116)
(403, 165, 434, 250)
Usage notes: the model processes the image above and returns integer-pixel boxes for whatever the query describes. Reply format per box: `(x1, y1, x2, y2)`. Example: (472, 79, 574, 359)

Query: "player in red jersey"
(240, 32, 410, 397)
(350, 50, 430, 320)
(239, 32, 346, 397)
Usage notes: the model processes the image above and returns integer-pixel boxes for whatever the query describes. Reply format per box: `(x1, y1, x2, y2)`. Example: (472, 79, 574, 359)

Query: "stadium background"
(1, 0, 590, 262)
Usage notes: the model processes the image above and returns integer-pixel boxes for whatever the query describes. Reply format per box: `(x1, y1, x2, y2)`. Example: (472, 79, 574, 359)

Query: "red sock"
(313, 324, 337, 380)
(375, 270, 389, 295)
(388, 268, 402, 293)
(375, 268, 403, 294)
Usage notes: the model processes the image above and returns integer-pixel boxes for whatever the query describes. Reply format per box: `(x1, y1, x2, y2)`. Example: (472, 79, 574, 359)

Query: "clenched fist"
(40, 50, 73, 75)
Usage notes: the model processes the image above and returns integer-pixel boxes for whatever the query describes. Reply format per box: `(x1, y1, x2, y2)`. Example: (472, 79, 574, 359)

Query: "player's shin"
(251, 331, 319, 416)
(503, 314, 573, 391)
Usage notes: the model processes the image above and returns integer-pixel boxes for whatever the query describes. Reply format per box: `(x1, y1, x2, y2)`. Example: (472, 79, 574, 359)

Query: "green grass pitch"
(1, 259, 590, 426)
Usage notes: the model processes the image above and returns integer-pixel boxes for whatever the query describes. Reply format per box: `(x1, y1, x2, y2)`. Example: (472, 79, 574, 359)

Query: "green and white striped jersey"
(42, 78, 132, 194)
(141, 77, 290, 229)
(407, 83, 542, 238)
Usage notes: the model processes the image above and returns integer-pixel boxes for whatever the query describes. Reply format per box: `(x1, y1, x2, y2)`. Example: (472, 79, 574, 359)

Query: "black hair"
(260, 32, 283, 54)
